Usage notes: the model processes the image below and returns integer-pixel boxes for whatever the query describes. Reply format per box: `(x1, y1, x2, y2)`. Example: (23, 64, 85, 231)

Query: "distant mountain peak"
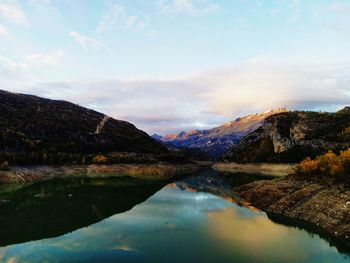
(156, 108, 288, 157)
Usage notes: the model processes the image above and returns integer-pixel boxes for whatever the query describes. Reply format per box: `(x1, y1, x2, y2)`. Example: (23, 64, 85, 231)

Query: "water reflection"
(0, 177, 166, 246)
(0, 170, 349, 263)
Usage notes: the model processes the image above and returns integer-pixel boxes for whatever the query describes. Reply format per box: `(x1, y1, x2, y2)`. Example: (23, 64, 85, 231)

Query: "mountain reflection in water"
(0, 177, 166, 246)
(0, 168, 349, 263)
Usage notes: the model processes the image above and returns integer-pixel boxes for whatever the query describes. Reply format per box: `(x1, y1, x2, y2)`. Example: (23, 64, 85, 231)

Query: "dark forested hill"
(0, 90, 168, 164)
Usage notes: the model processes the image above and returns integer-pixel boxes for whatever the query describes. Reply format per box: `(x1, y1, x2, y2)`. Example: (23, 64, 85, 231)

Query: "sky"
(0, 0, 350, 134)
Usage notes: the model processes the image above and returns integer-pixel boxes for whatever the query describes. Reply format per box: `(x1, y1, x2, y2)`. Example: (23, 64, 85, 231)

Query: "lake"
(0, 169, 349, 263)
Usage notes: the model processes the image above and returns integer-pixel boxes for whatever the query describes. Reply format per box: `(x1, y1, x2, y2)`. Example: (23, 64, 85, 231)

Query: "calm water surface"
(0, 170, 349, 263)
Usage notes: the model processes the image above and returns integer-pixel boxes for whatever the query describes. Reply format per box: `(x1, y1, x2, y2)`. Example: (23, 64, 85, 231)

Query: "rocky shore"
(234, 174, 350, 242)
(0, 163, 199, 184)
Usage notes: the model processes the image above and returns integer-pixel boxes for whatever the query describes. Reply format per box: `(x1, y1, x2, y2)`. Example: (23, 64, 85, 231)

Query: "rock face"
(225, 109, 350, 163)
(235, 175, 350, 242)
(154, 109, 287, 158)
(0, 90, 168, 164)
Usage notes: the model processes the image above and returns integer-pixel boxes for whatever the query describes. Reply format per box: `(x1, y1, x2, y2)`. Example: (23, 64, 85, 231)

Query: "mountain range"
(2, 89, 348, 165)
(152, 108, 288, 157)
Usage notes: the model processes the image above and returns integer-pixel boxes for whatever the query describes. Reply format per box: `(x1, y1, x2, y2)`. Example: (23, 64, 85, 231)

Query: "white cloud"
(286, 0, 301, 22)
(25, 49, 64, 66)
(0, 55, 29, 79)
(0, 49, 65, 81)
(69, 31, 99, 50)
(0, 2, 28, 26)
(96, 4, 150, 33)
(0, 23, 11, 38)
(157, 0, 219, 15)
(29, 0, 51, 5)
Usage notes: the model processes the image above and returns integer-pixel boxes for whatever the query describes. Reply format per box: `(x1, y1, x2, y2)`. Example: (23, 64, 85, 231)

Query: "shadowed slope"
(0, 90, 167, 164)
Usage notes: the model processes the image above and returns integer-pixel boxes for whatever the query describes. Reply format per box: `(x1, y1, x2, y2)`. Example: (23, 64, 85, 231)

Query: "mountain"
(0, 90, 168, 164)
(153, 108, 288, 158)
(151, 133, 164, 141)
(225, 108, 350, 163)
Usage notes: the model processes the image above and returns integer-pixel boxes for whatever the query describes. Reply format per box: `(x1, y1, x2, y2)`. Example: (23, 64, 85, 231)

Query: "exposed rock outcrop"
(225, 108, 350, 163)
(235, 175, 350, 242)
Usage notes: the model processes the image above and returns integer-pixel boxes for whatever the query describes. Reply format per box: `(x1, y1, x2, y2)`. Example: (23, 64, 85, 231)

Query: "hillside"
(225, 108, 350, 163)
(0, 90, 168, 165)
(154, 108, 287, 157)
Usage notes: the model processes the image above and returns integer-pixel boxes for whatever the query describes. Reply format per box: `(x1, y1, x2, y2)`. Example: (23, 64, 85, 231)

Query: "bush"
(295, 148, 350, 177)
(92, 155, 108, 164)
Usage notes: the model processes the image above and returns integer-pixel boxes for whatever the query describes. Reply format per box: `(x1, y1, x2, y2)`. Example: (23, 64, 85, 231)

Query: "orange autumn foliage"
(295, 148, 350, 177)
(299, 157, 318, 173)
(92, 155, 108, 164)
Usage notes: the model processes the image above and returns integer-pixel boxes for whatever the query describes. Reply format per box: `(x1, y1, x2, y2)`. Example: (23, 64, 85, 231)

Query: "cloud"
(0, 23, 11, 38)
(330, 2, 350, 15)
(15, 59, 350, 134)
(157, 0, 219, 15)
(0, 2, 28, 26)
(0, 55, 29, 78)
(29, 0, 51, 5)
(193, 61, 350, 116)
(96, 3, 150, 33)
(0, 49, 65, 80)
(69, 31, 99, 50)
(25, 49, 64, 66)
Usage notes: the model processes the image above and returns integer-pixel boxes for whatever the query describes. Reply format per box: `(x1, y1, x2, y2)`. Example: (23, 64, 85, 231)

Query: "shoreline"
(213, 162, 295, 177)
(0, 163, 200, 184)
(234, 174, 350, 243)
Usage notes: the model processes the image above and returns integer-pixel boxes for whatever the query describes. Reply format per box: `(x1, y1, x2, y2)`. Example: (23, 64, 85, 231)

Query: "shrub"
(92, 155, 108, 164)
(299, 157, 318, 173)
(295, 148, 350, 177)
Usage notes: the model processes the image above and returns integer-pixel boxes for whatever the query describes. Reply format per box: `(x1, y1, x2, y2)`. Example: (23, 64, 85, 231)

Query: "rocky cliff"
(225, 108, 350, 163)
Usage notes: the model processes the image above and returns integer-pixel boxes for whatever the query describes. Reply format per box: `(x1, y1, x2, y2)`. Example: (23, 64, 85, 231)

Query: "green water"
(0, 171, 349, 263)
